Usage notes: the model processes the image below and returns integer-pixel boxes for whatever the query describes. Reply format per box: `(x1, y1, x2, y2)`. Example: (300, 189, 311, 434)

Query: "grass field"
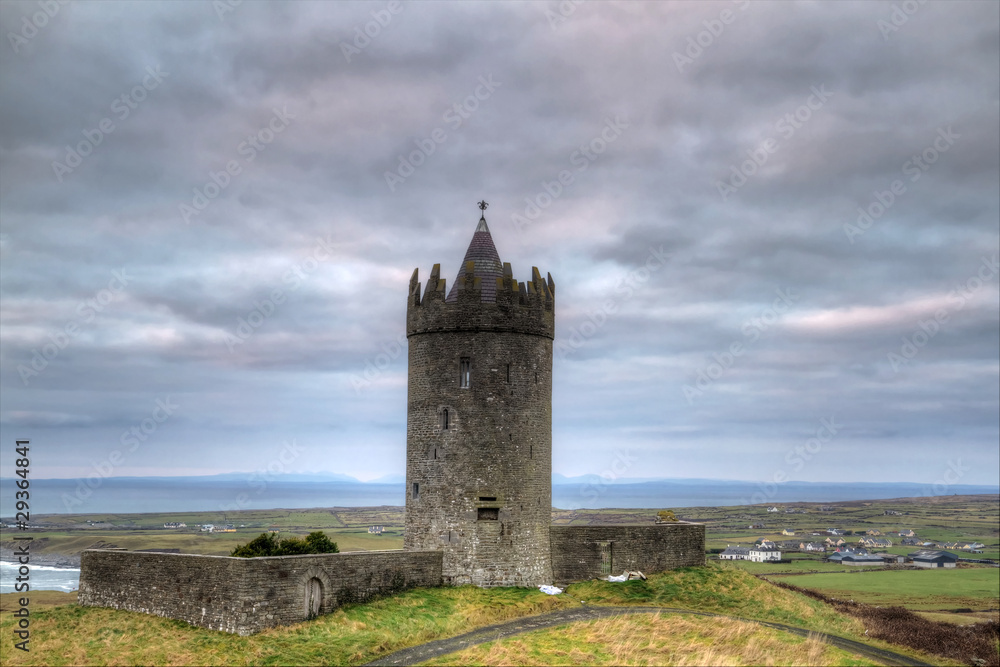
(424, 613, 877, 667)
(915, 610, 999, 626)
(0, 590, 77, 612)
(716, 558, 851, 574)
(0, 565, 952, 667)
(0, 525, 402, 557)
(5, 495, 996, 564)
(778, 568, 1000, 611)
(697, 495, 999, 560)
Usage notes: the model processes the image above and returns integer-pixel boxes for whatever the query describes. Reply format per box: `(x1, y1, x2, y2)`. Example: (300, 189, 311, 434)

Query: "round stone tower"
(404, 208, 555, 587)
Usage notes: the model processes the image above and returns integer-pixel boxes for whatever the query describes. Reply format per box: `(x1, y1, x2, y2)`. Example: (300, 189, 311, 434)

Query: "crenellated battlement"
(407, 261, 555, 339)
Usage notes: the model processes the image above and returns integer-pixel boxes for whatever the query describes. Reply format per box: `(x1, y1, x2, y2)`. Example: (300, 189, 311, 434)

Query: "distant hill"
(3, 472, 997, 492)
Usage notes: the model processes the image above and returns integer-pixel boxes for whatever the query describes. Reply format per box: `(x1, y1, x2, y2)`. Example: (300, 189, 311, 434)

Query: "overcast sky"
(1, 0, 997, 487)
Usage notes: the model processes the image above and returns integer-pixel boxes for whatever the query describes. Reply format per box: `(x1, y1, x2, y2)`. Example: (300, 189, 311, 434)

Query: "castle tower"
(404, 204, 555, 587)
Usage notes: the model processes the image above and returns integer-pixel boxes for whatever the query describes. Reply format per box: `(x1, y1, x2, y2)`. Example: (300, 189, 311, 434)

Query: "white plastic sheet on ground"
(605, 570, 646, 582)
(538, 585, 562, 595)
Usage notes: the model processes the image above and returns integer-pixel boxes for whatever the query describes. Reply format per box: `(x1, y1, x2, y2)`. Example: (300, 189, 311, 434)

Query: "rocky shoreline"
(0, 549, 81, 568)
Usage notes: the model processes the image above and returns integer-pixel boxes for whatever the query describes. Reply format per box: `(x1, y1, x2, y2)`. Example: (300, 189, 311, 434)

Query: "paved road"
(364, 604, 933, 666)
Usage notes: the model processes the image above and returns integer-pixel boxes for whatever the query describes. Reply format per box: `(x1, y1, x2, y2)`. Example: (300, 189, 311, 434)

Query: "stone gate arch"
(299, 566, 332, 620)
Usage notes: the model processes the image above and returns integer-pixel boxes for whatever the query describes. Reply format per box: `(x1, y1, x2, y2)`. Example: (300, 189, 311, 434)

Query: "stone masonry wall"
(550, 523, 705, 583)
(78, 549, 442, 635)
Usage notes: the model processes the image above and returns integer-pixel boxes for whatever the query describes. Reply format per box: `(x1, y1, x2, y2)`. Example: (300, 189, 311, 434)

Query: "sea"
(1, 476, 997, 516)
(0, 561, 80, 594)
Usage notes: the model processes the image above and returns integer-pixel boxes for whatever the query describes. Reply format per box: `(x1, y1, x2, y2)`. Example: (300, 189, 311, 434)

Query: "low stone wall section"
(78, 549, 443, 635)
(550, 523, 705, 583)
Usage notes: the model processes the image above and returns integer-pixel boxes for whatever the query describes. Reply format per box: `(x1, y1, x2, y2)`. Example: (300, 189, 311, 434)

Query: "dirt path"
(363, 604, 933, 666)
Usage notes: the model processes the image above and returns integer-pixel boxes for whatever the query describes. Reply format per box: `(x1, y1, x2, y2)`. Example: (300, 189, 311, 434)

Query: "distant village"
(720, 513, 985, 568)
(160, 522, 390, 535)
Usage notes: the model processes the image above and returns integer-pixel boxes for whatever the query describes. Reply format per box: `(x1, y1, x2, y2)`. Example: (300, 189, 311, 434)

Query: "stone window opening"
(506, 364, 510, 383)
(412, 482, 419, 500)
(534, 372, 538, 384)
(479, 496, 497, 502)
(530, 445, 533, 459)
(478, 507, 499, 521)
(440, 408, 449, 431)
(460, 358, 471, 388)
(433, 447, 438, 460)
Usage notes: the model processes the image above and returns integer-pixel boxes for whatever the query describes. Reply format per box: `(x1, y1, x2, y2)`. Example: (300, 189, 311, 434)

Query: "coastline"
(0, 549, 80, 569)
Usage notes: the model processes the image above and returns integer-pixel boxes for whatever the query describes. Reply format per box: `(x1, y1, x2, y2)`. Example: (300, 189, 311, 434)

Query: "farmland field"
(773, 568, 1000, 611)
(3, 494, 996, 570)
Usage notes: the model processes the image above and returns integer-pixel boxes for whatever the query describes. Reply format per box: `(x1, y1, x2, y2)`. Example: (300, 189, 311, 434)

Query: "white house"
(719, 546, 750, 560)
(748, 545, 782, 562)
(719, 545, 781, 562)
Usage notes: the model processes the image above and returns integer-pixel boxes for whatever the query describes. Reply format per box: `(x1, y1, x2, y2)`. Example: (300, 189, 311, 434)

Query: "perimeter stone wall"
(78, 549, 442, 635)
(549, 523, 705, 583)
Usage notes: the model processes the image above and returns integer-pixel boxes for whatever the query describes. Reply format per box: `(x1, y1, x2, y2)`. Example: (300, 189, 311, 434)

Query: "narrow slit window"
(433, 448, 437, 460)
(530, 445, 533, 459)
(460, 358, 471, 388)
(441, 408, 449, 430)
(506, 364, 510, 383)
(412, 482, 419, 500)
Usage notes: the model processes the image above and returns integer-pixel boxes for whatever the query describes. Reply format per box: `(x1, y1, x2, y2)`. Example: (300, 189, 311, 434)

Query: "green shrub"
(230, 531, 339, 557)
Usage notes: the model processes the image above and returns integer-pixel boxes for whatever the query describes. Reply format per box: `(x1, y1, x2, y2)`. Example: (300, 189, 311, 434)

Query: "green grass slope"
(0, 564, 950, 667)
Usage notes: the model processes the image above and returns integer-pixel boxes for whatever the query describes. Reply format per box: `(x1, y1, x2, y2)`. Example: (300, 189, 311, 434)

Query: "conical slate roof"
(446, 216, 504, 303)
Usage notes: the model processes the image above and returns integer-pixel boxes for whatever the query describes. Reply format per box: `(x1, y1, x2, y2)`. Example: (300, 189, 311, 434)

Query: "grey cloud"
(0, 0, 996, 485)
